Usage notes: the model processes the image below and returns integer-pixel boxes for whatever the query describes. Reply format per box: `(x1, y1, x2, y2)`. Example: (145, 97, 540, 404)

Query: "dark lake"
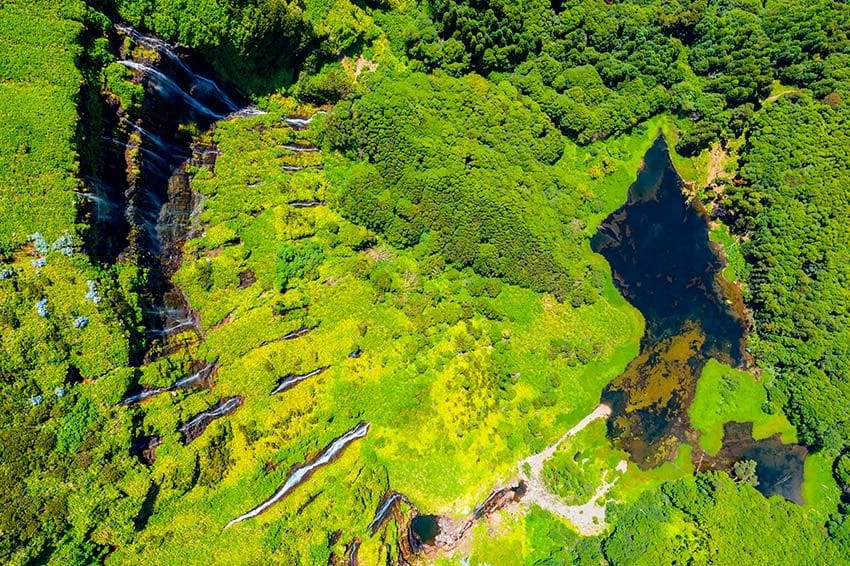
(591, 135, 806, 501)
(591, 137, 808, 489)
(698, 422, 807, 503)
(592, 136, 747, 359)
(410, 515, 440, 546)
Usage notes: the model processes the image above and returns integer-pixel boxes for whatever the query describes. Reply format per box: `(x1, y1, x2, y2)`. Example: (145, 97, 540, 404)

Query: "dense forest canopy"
(1, 0, 850, 563)
(323, 71, 598, 300)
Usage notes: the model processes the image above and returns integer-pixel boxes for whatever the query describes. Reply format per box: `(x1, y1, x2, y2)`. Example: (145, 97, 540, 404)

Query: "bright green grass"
(802, 451, 842, 522)
(709, 222, 746, 284)
(0, 1, 83, 251)
(689, 359, 797, 454)
(105, 94, 663, 562)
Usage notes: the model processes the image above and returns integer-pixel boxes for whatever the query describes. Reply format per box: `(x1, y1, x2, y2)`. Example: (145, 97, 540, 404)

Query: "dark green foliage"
(199, 423, 234, 487)
(725, 96, 850, 450)
(324, 71, 592, 299)
(294, 63, 355, 104)
(762, 0, 850, 90)
(511, 58, 669, 143)
(402, 0, 850, 154)
(603, 473, 843, 564)
(689, 7, 773, 106)
(276, 240, 325, 291)
(424, 0, 552, 74)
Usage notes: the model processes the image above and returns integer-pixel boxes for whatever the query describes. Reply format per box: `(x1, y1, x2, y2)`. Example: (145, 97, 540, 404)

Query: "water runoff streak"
(225, 422, 370, 528)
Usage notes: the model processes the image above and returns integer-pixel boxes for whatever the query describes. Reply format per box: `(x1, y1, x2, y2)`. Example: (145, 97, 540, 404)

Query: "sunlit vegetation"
(2, 0, 850, 563)
(323, 70, 603, 299)
(689, 360, 797, 454)
(0, 1, 83, 252)
(107, 98, 649, 561)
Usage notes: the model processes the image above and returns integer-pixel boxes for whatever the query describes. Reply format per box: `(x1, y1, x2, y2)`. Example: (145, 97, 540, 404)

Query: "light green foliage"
(0, 1, 82, 251)
(542, 422, 622, 505)
(689, 360, 797, 453)
(109, 95, 647, 561)
(732, 459, 759, 486)
(709, 222, 746, 284)
(3, 0, 850, 562)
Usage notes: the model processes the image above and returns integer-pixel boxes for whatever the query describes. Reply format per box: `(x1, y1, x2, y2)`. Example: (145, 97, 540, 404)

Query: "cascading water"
(118, 362, 217, 406)
(116, 24, 241, 112)
(179, 396, 244, 444)
(271, 366, 330, 394)
(107, 24, 259, 431)
(111, 23, 257, 344)
(367, 492, 406, 534)
(225, 422, 370, 528)
(119, 60, 228, 119)
(282, 144, 320, 152)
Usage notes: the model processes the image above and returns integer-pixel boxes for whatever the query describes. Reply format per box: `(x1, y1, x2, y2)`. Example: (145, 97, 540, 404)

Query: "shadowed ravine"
(106, 24, 262, 445)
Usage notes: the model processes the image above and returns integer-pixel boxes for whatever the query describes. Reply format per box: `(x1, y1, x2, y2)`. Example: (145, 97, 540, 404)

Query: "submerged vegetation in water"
(2, 0, 850, 563)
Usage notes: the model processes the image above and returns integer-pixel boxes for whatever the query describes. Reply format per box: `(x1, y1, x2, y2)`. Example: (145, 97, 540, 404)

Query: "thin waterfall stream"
(225, 422, 370, 528)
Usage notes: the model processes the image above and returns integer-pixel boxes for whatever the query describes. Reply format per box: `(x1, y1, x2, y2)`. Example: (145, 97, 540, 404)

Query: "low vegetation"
(2, 0, 850, 563)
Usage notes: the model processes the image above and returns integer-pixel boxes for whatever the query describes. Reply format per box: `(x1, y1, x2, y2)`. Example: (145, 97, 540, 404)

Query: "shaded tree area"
(724, 94, 850, 451)
(402, 0, 850, 153)
(603, 472, 843, 564)
(323, 71, 602, 302)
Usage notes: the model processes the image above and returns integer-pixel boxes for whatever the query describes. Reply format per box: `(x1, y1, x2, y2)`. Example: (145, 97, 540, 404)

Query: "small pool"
(411, 515, 440, 545)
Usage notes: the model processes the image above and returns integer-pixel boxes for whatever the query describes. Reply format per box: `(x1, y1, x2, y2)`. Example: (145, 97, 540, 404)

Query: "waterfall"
(282, 144, 319, 152)
(116, 23, 240, 112)
(119, 60, 226, 119)
(117, 387, 166, 406)
(271, 366, 330, 394)
(120, 117, 174, 153)
(227, 106, 267, 119)
(179, 396, 243, 444)
(282, 164, 324, 172)
(118, 363, 216, 406)
(225, 422, 370, 528)
(367, 492, 405, 534)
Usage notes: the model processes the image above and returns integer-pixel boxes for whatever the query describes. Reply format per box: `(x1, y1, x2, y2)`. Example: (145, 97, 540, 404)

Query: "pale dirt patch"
(343, 55, 378, 80)
(354, 56, 377, 79)
(516, 404, 626, 536)
(706, 143, 728, 187)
